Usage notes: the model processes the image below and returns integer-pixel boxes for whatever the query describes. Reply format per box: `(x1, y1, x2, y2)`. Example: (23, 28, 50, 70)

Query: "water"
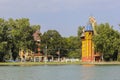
(0, 64, 120, 80)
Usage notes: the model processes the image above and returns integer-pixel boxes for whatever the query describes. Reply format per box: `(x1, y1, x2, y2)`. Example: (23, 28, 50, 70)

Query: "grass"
(0, 61, 120, 66)
(0, 61, 81, 66)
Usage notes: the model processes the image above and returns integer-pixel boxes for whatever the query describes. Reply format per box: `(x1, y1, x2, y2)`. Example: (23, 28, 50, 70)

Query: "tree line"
(93, 23, 120, 61)
(0, 18, 120, 62)
(0, 18, 40, 61)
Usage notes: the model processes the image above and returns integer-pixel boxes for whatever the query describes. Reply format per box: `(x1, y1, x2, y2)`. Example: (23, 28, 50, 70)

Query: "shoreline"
(0, 61, 120, 66)
(0, 62, 80, 66)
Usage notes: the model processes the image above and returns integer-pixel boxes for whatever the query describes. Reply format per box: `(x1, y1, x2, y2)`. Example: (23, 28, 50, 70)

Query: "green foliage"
(93, 23, 120, 61)
(41, 30, 64, 57)
(65, 36, 81, 58)
(67, 49, 81, 58)
(41, 30, 81, 58)
(0, 18, 40, 61)
(78, 26, 83, 37)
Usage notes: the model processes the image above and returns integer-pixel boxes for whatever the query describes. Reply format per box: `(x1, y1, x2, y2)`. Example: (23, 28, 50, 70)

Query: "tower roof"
(85, 24, 93, 32)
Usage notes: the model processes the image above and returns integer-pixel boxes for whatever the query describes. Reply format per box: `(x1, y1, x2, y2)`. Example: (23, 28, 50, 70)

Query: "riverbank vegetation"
(0, 18, 120, 62)
(0, 18, 40, 61)
(93, 23, 120, 61)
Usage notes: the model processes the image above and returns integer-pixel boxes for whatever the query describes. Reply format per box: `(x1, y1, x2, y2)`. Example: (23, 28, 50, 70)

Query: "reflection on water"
(81, 65, 96, 80)
(0, 65, 120, 80)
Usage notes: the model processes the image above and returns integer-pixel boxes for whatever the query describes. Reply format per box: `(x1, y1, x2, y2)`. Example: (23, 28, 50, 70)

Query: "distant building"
(33, 30, 41, 42)
(33, 30, 43, 62)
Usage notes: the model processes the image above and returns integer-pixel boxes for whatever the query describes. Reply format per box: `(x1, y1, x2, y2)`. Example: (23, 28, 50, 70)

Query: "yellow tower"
(81, 17, 101, 62)
(81, 24, 94, 62)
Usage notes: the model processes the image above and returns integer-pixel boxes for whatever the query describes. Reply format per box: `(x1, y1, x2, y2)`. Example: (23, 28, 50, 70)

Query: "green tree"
(0, 18, 40, 61)
(66, 36, 81, 58)
(93, 23, 120, 61)
(78, 26, 84, 37)
(0, 18, 11, 61)
(77, 26, 83, 48)
(66, 26, 83, 59)
(9, 18, 40, 60)
(41, 30, 64, 58)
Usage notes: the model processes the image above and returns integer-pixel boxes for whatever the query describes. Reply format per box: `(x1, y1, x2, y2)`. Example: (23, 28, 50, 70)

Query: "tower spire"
(89, 16, 97, 35)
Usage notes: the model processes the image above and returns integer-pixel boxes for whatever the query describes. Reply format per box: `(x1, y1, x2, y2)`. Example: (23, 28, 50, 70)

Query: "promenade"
(0, 61, 120, 66)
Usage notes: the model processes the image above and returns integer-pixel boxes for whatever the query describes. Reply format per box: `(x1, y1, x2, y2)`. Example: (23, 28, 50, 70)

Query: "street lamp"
(45, 44, 47, 63)
(58, 48, 60, 62)
(58, 40, 61, 62)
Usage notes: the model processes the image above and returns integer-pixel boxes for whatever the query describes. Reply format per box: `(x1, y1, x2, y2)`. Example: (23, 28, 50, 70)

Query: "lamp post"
(58, 48, 60, 62)
(45, 44, 47, 63)
(58, 40, 61, 62)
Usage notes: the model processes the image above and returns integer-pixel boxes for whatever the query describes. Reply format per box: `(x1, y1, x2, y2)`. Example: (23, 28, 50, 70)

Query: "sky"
(0, 0, 120, 37)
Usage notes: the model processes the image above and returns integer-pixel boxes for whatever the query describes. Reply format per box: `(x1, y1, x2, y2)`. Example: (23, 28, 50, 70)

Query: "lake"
(0, 64, 120, 80)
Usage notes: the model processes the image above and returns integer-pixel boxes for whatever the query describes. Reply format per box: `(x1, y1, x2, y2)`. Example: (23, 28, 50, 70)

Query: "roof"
(85, 24, 93, 32)
(80, 33, 85, 38)
(33, 30, 41, 41)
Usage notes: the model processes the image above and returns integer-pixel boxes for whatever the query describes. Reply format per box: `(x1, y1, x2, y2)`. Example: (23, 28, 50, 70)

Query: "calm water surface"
(0, 64, 120, 80)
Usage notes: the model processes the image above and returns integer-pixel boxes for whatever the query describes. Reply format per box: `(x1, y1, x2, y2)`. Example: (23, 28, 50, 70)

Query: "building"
(81, 17, 101, 62)
(33, 30, 43, 62)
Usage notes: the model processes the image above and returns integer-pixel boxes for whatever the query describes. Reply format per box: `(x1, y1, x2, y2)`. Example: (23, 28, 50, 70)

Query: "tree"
(66, 36, 81, 58)
(66, 26, 83, 59)
(78, 26, 84, 38)
(77, 26, 83, 48)
(0, 18, 41, 61)
(41, 30, 64, 58)
(93, 23, 120, 61)
(0, 18, 10, 61)
(72, 26, 84, 59)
